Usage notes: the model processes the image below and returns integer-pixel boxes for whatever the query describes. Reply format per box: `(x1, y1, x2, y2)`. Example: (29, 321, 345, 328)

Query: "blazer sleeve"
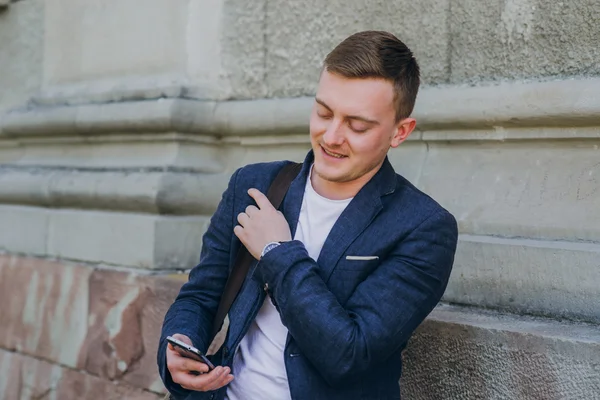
(255, 209, 458, 387)
(157, 168, 240, 398)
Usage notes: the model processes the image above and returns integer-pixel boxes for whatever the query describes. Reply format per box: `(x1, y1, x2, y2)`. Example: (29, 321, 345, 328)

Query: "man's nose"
(322, 120, 345, 146)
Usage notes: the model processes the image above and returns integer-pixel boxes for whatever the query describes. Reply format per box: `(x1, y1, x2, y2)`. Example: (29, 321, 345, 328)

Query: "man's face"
(309, 70, 414, 185)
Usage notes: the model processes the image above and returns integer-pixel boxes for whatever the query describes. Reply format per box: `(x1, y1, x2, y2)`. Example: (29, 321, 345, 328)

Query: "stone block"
(0, 205, 48, 255)
(185, 0, 232, 100)
(43, 0, 188, 85)
(0, 168, 229, 216)
(0, 256, 92, 368)
(414, 77, 600, 130)
(449, 0, 600, 84)
(401, 304, 600, 400)
(419, 141, 600, 242)
(387, 142, 428, 187)
(46, 210, 158, 268)
(153, 216, 210, 268)
(77, 269, 182, 391)
(445, 235, 600, 323)
(0, 138, 224, 172)
(0, 204, 214, 269)
(262, 0, 450, 98)
(46, 209, 209, 269)
(0, 349, 164, 399)
(0, 255, 186, 393)
(0, 0, 43, 111)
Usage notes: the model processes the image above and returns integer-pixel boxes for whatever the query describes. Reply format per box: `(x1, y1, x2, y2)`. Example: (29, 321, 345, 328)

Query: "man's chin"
(313, 166, 349, 183)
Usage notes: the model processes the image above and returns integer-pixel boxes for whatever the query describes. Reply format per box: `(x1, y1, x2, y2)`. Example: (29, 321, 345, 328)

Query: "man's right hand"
(166, 334, 234, 392)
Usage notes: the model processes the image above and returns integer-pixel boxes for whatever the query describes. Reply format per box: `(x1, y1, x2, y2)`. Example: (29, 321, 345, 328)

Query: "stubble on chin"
(314, 156, 385, 185)
(313, 163, 353, 183)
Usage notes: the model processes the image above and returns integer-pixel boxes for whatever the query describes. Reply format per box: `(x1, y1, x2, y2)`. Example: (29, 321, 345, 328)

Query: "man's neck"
(310, 163, 382, 200)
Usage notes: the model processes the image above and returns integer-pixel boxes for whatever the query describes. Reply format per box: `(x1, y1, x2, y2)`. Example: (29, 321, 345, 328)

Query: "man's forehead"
(316, 71, 395, 115)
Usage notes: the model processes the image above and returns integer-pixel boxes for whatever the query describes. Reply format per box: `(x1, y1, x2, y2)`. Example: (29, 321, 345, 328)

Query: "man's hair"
(324, 31, 420, 121)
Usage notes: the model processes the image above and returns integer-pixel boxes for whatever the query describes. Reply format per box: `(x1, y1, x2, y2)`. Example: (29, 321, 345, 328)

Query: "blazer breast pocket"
(330, 256, 380, 304)
(336, 255, 380, 271)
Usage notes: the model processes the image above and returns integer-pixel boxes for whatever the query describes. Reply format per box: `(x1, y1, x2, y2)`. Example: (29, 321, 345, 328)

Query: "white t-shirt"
(226, 167, 352, 400)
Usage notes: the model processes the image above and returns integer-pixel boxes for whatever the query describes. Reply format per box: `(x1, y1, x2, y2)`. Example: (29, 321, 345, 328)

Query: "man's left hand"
(234, 188, 292, 260)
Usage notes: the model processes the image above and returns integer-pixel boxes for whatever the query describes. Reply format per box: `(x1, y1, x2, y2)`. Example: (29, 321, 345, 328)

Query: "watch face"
(262, 242, 280, 257)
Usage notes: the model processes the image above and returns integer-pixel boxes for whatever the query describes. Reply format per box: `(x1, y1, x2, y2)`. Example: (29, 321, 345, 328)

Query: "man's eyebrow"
(345, 114, 379, 125)
(315, 97, 331, 111)
(315, 97, 379, 125)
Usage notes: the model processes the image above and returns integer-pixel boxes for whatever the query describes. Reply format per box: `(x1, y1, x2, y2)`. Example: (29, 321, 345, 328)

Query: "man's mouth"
(321, 146, 347, 159)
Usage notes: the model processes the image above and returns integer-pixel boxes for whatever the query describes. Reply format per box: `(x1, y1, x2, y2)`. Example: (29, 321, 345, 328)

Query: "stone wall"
(1, 0, 599, 398)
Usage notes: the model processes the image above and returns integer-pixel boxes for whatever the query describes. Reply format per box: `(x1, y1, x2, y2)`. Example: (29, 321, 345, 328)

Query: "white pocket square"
(345, 255, 379, 261)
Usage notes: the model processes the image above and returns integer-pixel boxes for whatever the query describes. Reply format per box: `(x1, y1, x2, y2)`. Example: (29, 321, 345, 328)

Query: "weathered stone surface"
(78, 269, 183, 392)
(262, 0, 450, 98)
(216, 0, 269, 100)
(0, 348, 163, 400)
(420, 141, 600, 242)
(0, 0, 43, 112)
(449, 0, 600, 84)
(445, 235, 600, 323)
(5, 0, 599, 106)
(401, 304, 600, 400)
(0, 255, 188, 393)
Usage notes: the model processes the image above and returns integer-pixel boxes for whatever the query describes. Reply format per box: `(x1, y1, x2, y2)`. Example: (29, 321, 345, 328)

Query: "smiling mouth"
(321, 146, 347, 159)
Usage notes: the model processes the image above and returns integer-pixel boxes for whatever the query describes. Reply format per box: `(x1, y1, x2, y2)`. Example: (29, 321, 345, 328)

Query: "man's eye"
(318, 113, 332, 119)
(349, 123, 368, 133)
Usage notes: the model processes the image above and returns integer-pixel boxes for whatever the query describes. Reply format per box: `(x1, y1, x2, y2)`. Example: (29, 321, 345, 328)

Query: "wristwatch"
(261, 241, 281, 258)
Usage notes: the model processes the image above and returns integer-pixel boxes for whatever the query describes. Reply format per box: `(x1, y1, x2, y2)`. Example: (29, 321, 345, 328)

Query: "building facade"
(0, 0, 599, 398)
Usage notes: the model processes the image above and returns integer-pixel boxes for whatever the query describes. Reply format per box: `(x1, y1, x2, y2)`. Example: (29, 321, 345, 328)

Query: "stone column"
(0, 0, 297, 397)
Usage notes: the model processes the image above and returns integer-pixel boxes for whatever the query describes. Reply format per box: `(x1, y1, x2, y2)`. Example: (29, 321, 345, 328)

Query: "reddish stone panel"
(119, 274, 183, 391)
(0, 254, 190, 394)
(0, 255, 92, 368)
(0, 349, 164, 400)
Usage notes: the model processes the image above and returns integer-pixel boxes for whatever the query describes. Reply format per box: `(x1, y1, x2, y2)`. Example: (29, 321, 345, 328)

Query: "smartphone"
(166, 336, 216, 371)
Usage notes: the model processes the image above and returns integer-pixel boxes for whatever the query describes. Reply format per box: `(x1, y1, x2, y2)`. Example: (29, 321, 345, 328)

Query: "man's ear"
(391, 118, 416, 148)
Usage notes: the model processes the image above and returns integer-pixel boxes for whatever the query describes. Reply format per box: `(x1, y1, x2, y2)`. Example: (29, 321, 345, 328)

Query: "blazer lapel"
(317, 157, 397, 282)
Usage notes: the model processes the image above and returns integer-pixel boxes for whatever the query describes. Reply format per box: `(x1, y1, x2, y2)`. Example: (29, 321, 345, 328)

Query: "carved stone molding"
(2, 77, 600, 140)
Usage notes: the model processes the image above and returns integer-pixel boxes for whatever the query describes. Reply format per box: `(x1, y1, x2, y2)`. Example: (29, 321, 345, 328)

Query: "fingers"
(237, 212, 250, 227)
(237, 204, 259, 228)
(165, 334, 234, 392)
(233, 224, 244, 240)
(248, 189, 274, 210)
(237, 190, 275, 226)
(171, 334, 192, 344)
(176, 366, 234, 392)
(177, 355, 210, 374)
(245, 205, 259, 216)
(166, 346, 209, 375)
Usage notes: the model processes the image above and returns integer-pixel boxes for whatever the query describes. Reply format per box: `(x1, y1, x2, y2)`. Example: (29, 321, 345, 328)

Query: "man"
(158, 30, 458, 400)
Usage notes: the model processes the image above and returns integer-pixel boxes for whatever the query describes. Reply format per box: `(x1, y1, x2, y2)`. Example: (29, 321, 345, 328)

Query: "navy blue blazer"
(158, 151, 458, 400)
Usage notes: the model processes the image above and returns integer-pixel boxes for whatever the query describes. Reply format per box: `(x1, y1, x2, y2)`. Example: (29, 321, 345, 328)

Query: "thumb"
(172, 333, 193, 346)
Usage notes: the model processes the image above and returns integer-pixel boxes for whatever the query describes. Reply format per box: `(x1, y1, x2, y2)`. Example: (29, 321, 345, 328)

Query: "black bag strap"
(210, 162, 303, 342)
